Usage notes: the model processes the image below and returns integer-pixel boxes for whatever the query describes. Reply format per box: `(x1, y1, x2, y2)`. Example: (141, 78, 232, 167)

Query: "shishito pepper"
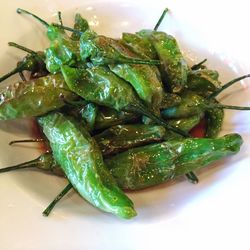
(138, 30, 189, 93)
(105, 134, 243, 190)
(0, 74, 77, 120)
(38, 112, 136, 219)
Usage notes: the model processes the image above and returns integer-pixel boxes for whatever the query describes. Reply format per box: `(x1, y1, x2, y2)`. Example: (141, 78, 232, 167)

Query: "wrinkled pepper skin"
(0, 74, 76, 120)
(61, 65, 141, 111)
(108, 40, 163, 109)
(109, 61, 163, 110)
(138, 30, 189, 93)
(151, 31, 189, 93)
(187, 69, 221, 97)
(38, 112, 136, 219)
(94, 124, 166, 156)
(105, 134, 243, 190)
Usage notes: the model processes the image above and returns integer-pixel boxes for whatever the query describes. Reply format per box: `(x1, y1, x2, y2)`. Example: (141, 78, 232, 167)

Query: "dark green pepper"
(38, 112, 136, 219)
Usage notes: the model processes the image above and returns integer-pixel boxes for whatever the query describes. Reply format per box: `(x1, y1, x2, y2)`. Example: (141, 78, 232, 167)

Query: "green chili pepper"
(109, 63, 163, 109)
(137, 30, 189, 93)
(38, 112, 136, 219)
(79, 30, 161, 66)
(94, 124, 166, 156)
(105, 133, 243, 190)
(0, 74, 77, 120)
(71, 13, 89, 41)
(162, 90, 250, 120)
(61, 65, 188, 136)
(187, 69, 221, 97)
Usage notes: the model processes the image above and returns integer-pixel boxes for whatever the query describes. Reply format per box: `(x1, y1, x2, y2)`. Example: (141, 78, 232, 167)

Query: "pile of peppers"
(0, 8, 248, 219)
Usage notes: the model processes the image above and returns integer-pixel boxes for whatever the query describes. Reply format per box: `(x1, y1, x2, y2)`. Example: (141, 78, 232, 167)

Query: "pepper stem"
(9, 138, 44, 146)
(0, 66, 23, 83)
(57, 11, 63, 26)
(185, 172, 199, 184)
(43, 183, 73, 217)
(154, 8, 169, 31)
(209, 74, 250, 99)
(0, 156, 41, 173)
(191, 59, 207, 70)
(208, 104, 250, 111)
(17, 8, 49, 27)
(19, 72, 27, 81)
(52, 24, 83, 35)
(8, 42, 37, 55)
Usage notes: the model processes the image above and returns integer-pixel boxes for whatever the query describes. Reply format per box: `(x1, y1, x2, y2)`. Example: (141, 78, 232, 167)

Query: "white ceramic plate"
(0, 0, 250, 249)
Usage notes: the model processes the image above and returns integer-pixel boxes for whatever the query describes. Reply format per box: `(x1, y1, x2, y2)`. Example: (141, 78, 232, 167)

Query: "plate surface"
(0, 0, 250, 249)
